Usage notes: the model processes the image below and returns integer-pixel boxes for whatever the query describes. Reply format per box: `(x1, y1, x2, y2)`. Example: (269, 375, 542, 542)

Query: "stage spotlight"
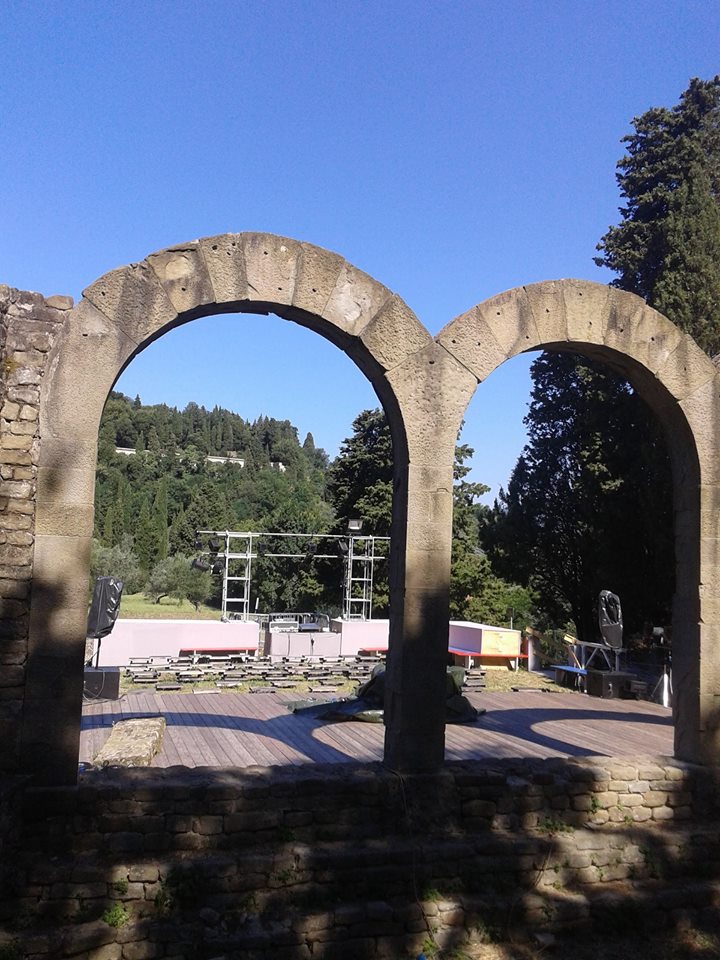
(347, 518, 363, 533)
(211, 560, 224, 575)
(208, 538, 221, 553)
(191, 557, 211, 572)
(337, 540, 349, 557)
(257, 540, 269, 555)
(193, 537, 204, 550)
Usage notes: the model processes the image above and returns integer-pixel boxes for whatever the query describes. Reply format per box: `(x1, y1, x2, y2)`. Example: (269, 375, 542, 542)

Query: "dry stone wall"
(0, 287, 71, 771)
(1, 757, 719, 959)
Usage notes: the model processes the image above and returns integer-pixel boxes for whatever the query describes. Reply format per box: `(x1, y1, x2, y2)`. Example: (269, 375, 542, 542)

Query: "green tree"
(595, 75, 720, 354)
(134, 498, 159, 572)
(487, 354, 674, 639)
(144, 555, 191, 604)
(90, 536, 144, 594)
(152, 476, 169, 560)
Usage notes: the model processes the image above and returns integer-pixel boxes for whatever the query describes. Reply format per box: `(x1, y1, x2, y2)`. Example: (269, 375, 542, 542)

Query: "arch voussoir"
(83, 260, 176, 346)
(145, 241, 216, 315)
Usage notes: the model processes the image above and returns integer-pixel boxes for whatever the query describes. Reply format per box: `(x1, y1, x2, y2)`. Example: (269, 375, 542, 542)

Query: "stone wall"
(1, 757, 719, 959)
(0, 287, 71, 772)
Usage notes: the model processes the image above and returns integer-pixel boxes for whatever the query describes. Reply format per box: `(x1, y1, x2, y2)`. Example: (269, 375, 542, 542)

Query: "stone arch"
(436, 279, 720, 765)
(26, 233, 439, 783)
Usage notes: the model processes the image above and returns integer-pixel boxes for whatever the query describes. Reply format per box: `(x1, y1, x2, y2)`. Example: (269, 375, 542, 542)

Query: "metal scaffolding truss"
(195, 529, 389, 621)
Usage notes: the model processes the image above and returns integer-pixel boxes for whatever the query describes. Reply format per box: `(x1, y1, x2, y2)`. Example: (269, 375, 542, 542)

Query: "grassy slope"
(119, 593, 221, 620)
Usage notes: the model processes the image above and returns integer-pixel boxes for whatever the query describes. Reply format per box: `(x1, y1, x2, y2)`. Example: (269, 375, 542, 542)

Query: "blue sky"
(2, 0, 718, 501)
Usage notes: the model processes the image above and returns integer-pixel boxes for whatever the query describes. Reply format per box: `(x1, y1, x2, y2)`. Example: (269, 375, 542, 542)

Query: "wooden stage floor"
(80, 689, 674, 769)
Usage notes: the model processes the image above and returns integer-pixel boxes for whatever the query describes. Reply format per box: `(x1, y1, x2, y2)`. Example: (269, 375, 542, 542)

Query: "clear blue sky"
(2, 0, 718, 501)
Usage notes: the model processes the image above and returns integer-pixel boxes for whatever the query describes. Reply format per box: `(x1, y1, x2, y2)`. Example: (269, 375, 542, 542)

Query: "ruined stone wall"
(1, 757, 719, 959)
(0, 287, 71, 770)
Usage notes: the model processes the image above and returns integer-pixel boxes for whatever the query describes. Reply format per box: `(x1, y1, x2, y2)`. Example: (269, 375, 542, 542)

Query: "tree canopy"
(595, 75, 720, 354)
(487, 354, 673, 640)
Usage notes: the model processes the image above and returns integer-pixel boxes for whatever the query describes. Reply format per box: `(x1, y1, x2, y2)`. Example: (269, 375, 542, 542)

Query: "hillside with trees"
(92, 394, 527, 624)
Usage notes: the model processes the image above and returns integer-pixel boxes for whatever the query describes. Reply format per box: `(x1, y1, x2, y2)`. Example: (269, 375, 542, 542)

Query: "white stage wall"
(96, 619, 259, 666)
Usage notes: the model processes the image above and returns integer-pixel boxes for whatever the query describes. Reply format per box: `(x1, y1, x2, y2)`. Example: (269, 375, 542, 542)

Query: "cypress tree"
(595, 75, 720, 353)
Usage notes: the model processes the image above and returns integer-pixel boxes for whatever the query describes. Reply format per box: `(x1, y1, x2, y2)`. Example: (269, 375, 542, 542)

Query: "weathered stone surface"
(436, 304, 509, 382)
(357, 295, 432, 372)
(45, 295, 74, 310)
(41, 299, 138, 440)
(83, 263, 176, 345)
(94, 718, 166, 768)
(323, 261, 393, 338)
(242, 232, 302, 306)
(197, 233, 249, 304)
(292, 242, 346, 318)
(146, 241, 215, 315)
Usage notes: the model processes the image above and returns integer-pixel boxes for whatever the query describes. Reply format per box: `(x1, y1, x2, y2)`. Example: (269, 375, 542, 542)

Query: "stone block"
(604, 296, 683, 374)
(679, 378, 720, 486)
(197, 233, 249, 304)
(0, 578, 30, 599)
(524, 280, 571, 344)
(292, 242, 346, 318)
(0, 433, 32, 450)
(35, 466, 95, 512)
(436, 304, 508, 383)
(30, 534, 91, 609)
(34, 501, 94, 537)
(242, 232, 302, 306)
(83, 262, 176, 346)
(386, 341, 477, 468)
(358, 295, 432, 373)
(0, 401, 20, 419)
(474, 284, 540, 355)
(0, 543, 32, 565)
(323, 260, 393, 338)
(8, 419, 37, 435)
(658, 334, 717, 405)
(45, 295, 74, 310)
(41, 300, 138, 440)
(146, 241, 215, 315)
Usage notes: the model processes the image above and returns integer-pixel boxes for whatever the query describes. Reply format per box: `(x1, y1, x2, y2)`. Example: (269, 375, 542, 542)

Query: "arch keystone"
(524, 281, 569, 344)
(562, 280, 611, 343)
(197, 234, 249, 303)
(242, 233, 302, 306)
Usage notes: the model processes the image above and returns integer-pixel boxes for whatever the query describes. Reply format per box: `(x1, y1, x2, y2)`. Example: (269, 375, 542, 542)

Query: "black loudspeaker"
(83, 666, 121, 700)
(87, 576, 124, 640)
(587, 670, 633, 699)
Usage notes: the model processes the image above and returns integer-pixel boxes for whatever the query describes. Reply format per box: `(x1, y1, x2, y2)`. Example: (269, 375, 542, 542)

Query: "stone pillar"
(382, 342, 476, 773)
(20, 299, 137, 784)
(0, 287, 71, 775)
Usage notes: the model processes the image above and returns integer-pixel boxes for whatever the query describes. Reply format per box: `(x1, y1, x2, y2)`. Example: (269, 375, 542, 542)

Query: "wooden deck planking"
(80, 688, 674, 769)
